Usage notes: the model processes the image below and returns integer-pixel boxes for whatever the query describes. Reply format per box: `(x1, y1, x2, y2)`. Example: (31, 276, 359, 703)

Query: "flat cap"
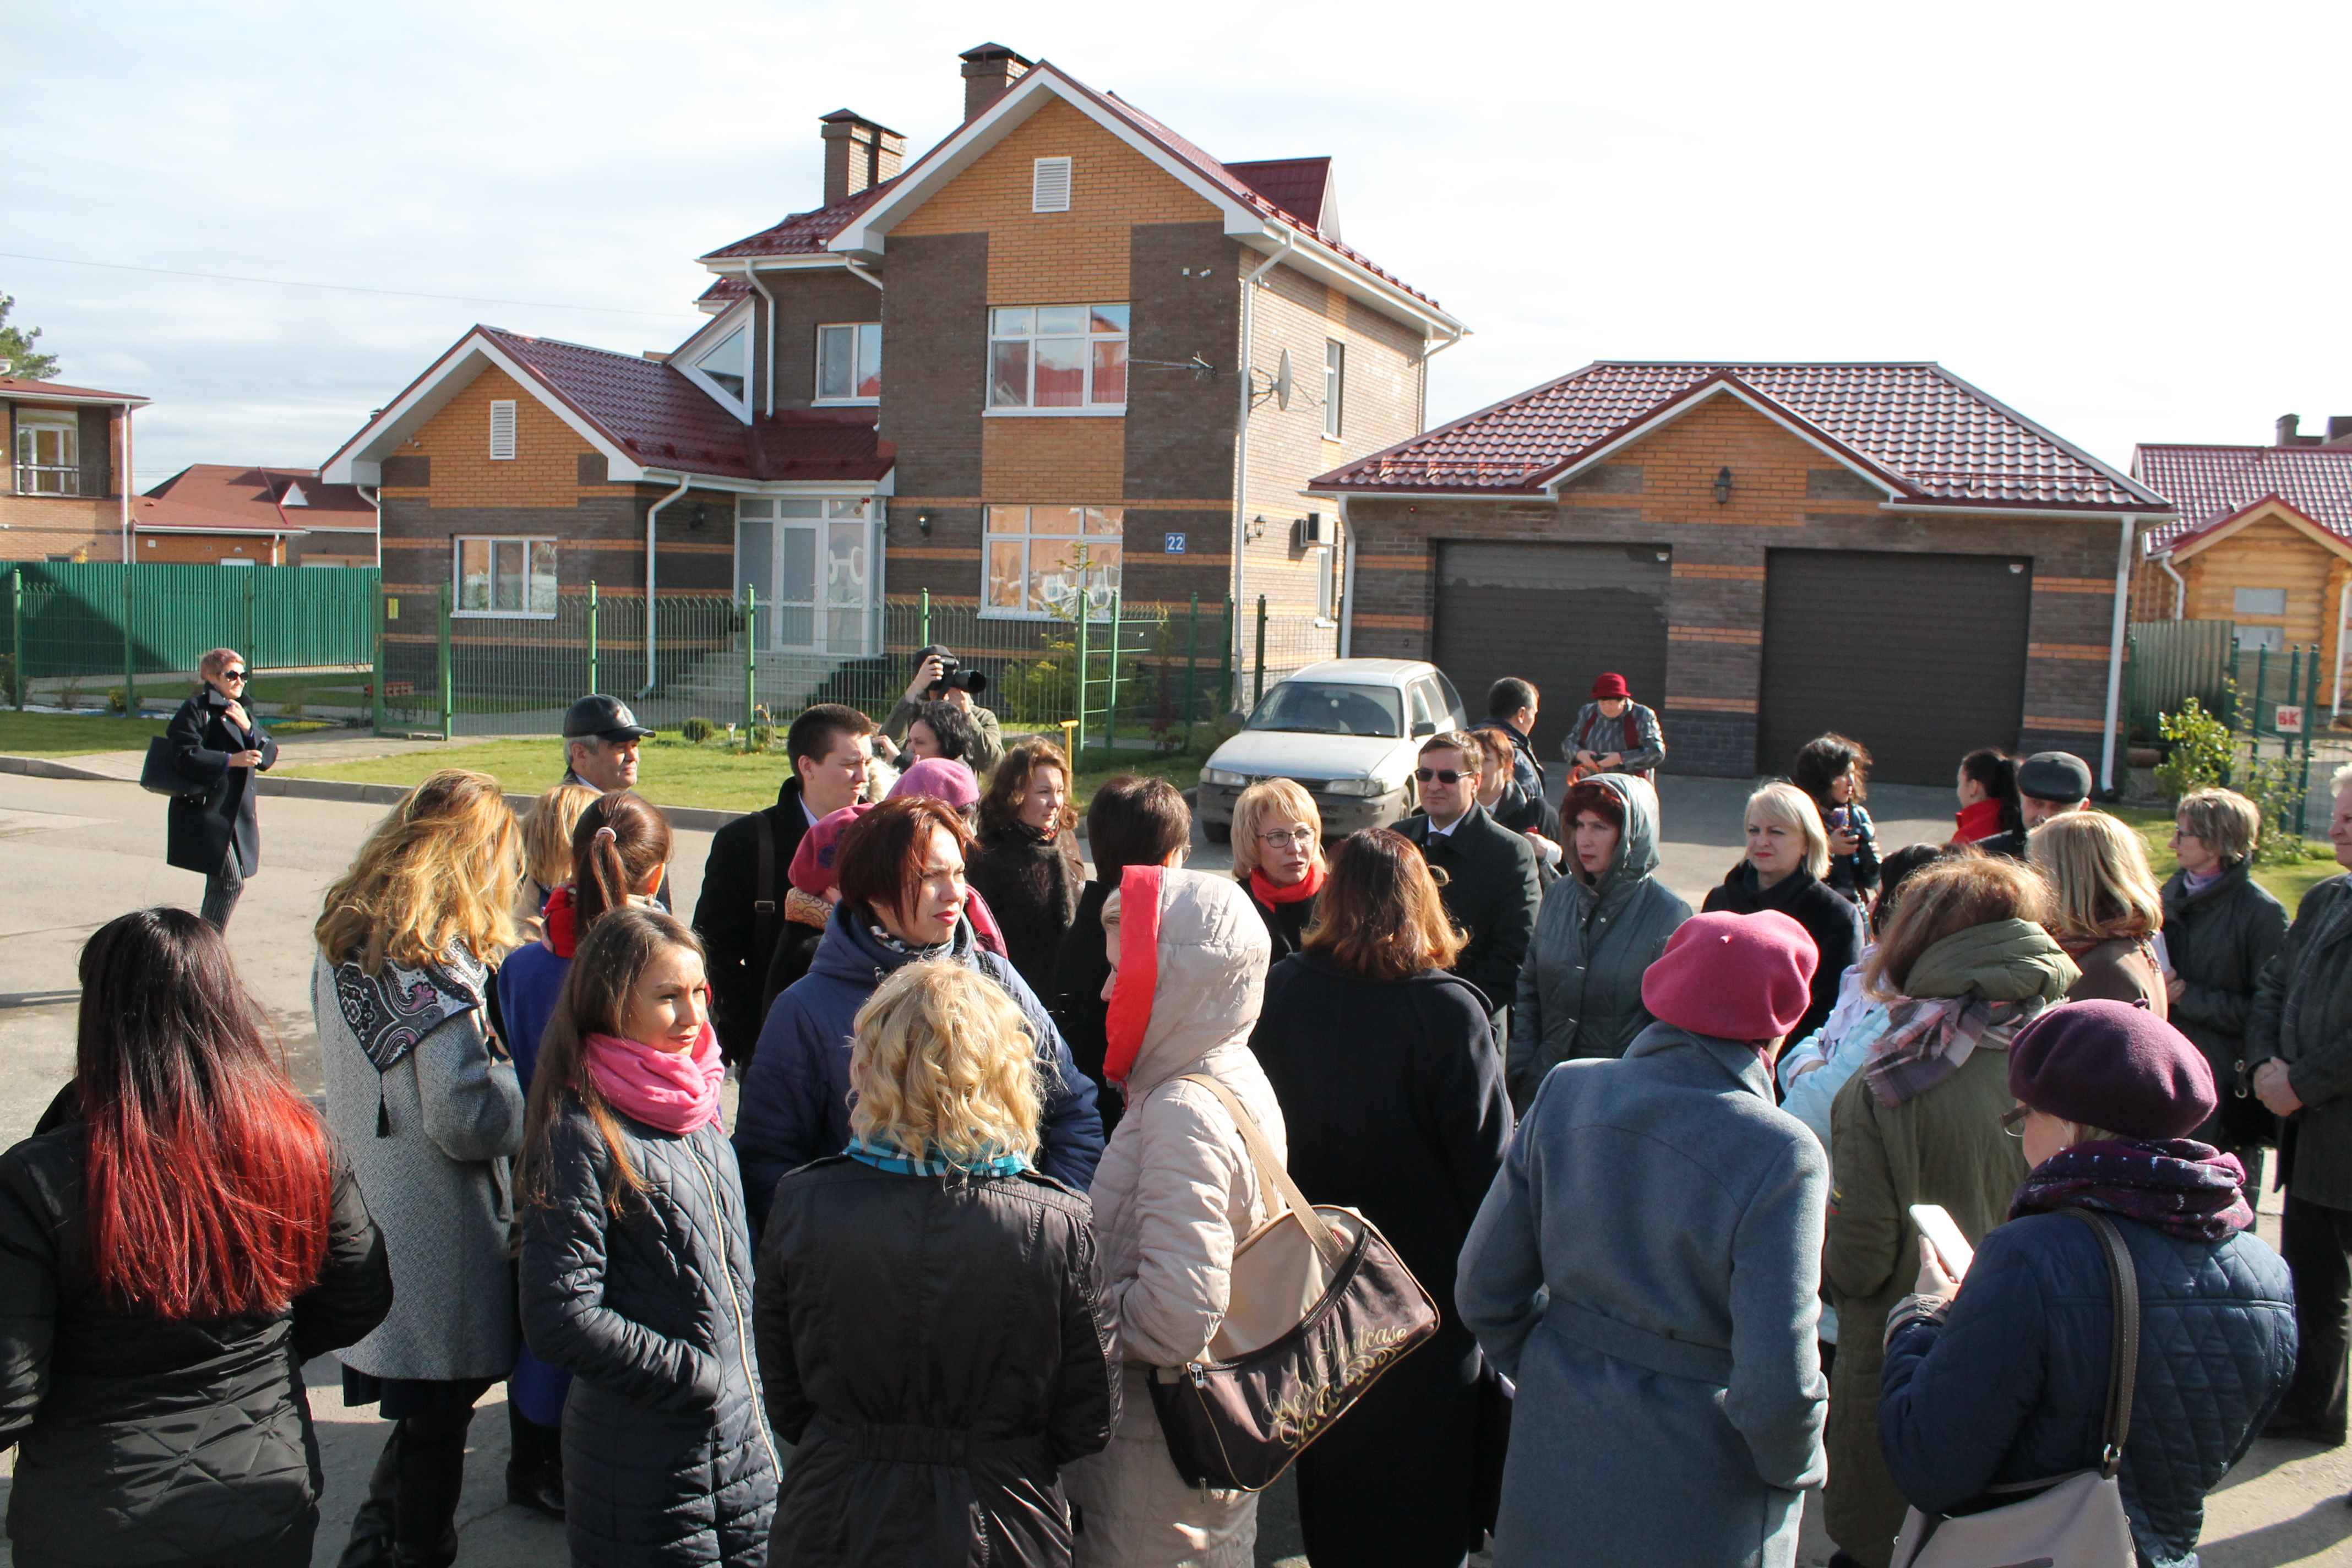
(2017, 750, 2093, 803)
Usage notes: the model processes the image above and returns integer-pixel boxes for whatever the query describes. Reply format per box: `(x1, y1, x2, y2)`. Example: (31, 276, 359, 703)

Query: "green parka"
(1508, 773, 1691, 1109)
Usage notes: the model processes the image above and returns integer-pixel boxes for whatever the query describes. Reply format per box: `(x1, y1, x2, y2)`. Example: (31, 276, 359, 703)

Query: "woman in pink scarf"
(518, 907, 777, 1564)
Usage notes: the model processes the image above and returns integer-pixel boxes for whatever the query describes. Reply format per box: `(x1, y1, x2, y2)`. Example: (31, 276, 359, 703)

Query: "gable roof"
(144, 465, 375, 533)
(2156, 493, 2352, 564)
(321, 325, 893, 487)
(699, 178, 902, 265)
(1313, 361, 2168, 514)
(1223, 158, 1336, 237)
(0, 375, 149, 407)
(2133, 444, 2352, 553)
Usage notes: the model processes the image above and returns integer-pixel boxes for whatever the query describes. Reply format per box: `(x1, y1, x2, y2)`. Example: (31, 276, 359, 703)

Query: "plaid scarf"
(2011, 1139, 2253, 1243)
(1861, 993, 2050, 1108)
(845, 1134, 1028, 1178)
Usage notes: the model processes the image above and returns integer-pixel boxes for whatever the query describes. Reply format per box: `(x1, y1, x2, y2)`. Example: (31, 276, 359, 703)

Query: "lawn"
(2099, 805, 2342, 910)
(276, 734, 1208, 816)
(0, 710, 170, 756)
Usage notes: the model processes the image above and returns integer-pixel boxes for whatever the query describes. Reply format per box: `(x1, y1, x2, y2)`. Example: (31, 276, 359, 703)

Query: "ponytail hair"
(569, 791, 673, 933)
(1960, 748, 2024, 839)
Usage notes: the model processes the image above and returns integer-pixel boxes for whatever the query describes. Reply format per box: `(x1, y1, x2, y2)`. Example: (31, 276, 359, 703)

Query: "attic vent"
(488, 400, 518, 460)
(1031, 156, 1072, 214)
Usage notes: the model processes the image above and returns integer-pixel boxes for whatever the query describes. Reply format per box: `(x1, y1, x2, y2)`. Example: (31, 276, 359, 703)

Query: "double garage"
(1429, 541, 2040, 786)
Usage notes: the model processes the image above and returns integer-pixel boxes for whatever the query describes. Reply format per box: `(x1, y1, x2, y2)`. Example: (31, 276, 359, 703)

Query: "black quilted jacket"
(521, 1103, 779, 1566)
(1879, 1208, 2295, 1568)
(0, 1121, 390, 1565)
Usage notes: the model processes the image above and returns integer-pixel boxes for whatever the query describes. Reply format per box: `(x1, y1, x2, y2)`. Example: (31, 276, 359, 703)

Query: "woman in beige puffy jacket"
(1063, 865, 1285, 1568)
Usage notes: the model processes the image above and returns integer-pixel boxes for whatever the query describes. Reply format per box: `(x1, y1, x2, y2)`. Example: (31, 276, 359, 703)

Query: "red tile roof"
(484, 326, 892, 482)
(1314, 362, 2167, 512)
(0, 375, 148, 405)
(700, 179, 901, 263)
(2133, 444, 2352, 551)
(1221, 157, 1333, 235)
(145, 464, 374, 531)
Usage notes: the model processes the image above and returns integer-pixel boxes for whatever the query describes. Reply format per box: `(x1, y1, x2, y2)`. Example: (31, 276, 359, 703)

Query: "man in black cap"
(875, 644, 1003, 776)
(2017, 750, 2094, 830)
(561, 694, 654, 794)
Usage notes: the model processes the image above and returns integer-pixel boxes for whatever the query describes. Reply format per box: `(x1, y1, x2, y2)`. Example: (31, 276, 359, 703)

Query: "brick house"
(133, 465, 377, 567)
(1312, 364, 2175, 788)
(2131, 416, 2352, 705)
(2, 375, 148, 563)
(322, 42, 1458, 699)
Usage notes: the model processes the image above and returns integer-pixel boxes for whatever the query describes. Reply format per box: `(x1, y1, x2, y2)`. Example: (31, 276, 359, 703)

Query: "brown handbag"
(1145, 1074, 1440, 1492)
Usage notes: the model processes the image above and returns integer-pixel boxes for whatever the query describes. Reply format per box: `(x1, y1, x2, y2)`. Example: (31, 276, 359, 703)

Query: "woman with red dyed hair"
(0, 907, 391, 1567)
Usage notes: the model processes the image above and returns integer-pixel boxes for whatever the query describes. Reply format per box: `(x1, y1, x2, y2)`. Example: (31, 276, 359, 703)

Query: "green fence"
(1, 562, 378, 706)
(2124, 619, 2235, 741)
(370, 585, 1337, 745)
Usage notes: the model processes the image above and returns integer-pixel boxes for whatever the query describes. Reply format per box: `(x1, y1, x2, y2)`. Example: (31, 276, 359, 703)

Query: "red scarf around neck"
(1953, 798, 2007, 845)
(1249, 859, 1327, 907)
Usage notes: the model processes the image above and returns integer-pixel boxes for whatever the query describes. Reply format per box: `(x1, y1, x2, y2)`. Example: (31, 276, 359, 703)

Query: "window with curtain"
(453, 536, 557, 617)
(815, 323, 881, 401)
(988, 306, 1129, 410)
(982, 505, 1123, 617)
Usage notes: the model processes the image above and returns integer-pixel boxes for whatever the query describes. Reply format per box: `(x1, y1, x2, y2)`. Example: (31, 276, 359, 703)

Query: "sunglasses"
(1414, 767, 1468, 785)
(221, 669, 248, 682)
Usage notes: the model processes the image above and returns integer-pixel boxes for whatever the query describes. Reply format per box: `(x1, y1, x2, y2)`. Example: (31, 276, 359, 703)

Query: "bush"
(2239, 754, 2331, 867)
(2154, 698, 2231, 801)
(106, 687, 127, 715)
(751, 722, 777, 752)
(679, 715, 718, 744)
(0, 653, 15, 707)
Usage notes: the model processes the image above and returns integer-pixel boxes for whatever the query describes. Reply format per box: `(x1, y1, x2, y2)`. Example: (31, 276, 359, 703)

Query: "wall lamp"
(690, 502, 711, 530)
(1712, 466, 1733, 505)
(1245, 514, 1268, 543)
(916, 509, 934, 537)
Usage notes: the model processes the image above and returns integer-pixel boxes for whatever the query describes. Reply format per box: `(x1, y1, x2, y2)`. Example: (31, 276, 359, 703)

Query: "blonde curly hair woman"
(311, 769, 529, 1564)
(756, 960, 1117, 1566)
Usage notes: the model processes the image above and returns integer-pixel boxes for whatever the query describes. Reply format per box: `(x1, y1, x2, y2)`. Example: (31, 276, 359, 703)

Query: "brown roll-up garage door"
(1433, 542, 1670, 764)
(1758, 548, 2032, 787)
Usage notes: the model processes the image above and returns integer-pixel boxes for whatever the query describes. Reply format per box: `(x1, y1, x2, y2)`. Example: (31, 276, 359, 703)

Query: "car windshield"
(1244, 681, 1402, 738)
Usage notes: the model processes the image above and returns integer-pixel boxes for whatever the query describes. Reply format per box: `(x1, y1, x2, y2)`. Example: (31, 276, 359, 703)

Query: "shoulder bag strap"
(1176, 1074, 1349, 1273)
(2065, 1208, 2139, 1477)
(752, 810, 777, 968)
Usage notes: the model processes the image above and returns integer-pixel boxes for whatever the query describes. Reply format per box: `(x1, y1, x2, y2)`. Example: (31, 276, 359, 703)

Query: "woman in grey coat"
(1509, 774, 1690, 1108)
(313, 769, 530, 1566)
(1460, 908, 1830, 1568)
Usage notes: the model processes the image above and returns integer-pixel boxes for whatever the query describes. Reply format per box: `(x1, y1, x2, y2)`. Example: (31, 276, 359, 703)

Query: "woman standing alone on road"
(165, 646, 277, 929)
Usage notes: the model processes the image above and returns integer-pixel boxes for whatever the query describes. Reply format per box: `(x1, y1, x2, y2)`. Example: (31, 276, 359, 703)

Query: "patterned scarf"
(1861, 993, 2050, 1107)
(2011, 1139, 2253, 1243)
(330, 942, 487, 1135)
(845, 1133, 1028, 1178)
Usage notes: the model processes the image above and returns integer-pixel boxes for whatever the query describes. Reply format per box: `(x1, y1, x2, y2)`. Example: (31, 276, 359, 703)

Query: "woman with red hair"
(0, 908, 391, 1567)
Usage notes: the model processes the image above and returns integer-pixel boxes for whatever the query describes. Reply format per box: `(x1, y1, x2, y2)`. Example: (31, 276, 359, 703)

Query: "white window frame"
(488, 400, 518, 460)
(981, 506, 1124, 620)
(814, 323, 882, 405)
(986, 304, 1129, 416)
(734, 497, 879, 655)
(452, 535, 558, 619)
(1032, 156, 1072, 213)
(1323, 340, 1344, 440)
(12, 409, 78, 496)
(675, 303, 755, 422)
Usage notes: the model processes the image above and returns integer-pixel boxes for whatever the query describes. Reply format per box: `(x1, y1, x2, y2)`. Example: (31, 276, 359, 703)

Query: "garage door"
(1433, 542, 1671, 765)
(1758, 549, 2033, 787)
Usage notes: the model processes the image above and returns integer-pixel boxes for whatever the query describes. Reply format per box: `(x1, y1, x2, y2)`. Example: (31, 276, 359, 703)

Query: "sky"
(8, 0, 2349, 490)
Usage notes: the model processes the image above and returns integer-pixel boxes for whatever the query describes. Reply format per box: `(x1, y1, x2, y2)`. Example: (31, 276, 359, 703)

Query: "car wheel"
(1204, 819, 1232, 844)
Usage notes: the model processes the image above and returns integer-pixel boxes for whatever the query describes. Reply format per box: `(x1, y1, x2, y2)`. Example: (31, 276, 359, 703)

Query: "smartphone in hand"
(1909, 1203, 1974, 1281)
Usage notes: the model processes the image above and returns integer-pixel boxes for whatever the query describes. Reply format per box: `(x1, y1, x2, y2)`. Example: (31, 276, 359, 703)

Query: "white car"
(1196, 658, 1469, 842)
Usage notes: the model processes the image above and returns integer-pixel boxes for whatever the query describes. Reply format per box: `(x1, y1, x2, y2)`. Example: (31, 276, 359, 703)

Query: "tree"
(0, 294, 59, 381)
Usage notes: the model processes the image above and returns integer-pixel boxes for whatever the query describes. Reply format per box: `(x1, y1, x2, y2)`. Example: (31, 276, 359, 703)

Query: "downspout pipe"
(2335, 578, 2351, 722)
(1232, 230, 1294, 642)
(2156, 551, 2186, 619)
(743, 265, 778, 419)
(2099, 514, 2136, 795)
(118, 402, 134, 563)
(1337, 495, 1358, 657)
(1414, 326, 1467, 437)
(357, 484, 382, 569)
(639, 474, 692, 699)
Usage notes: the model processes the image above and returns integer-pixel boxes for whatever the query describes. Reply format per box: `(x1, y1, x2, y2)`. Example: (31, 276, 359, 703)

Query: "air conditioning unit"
(1293, 511, 1330, 548)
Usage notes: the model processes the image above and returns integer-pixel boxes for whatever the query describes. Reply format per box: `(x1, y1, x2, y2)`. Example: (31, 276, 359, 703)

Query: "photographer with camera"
(876, 643, 1003, 778)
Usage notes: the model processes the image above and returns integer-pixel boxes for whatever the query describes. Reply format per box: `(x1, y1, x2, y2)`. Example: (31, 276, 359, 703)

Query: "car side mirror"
(1412, 720, 1436, 737)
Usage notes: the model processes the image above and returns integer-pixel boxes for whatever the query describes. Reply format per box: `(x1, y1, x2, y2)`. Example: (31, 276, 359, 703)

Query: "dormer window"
(815, 323, 881, 403)
(694, 327, 749, 401)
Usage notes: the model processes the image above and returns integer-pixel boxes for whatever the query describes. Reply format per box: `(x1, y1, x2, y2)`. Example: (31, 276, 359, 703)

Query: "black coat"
(694, 777, 816, 1061)
(1701, 863, 1866, 1046)
(1249, 953, 1513, 1563)
(1396, 805, 1542, 1014)
(2162, 860, 2289, 1151)
(0, 1120, 391, 1566)
(756, 1157, 1118, 1568)
(1239, 874, 1317, 962)
(520, 1102, 778, 1566)
(164, 689, 276, 875)
(1049, 881, 1122, 1140)
(963, 823, 1085, 1001)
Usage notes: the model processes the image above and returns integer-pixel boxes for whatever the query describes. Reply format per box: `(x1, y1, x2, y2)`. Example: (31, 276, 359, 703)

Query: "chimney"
(2277, 413, 2305, 447)
(960, 42, 1032, 121)
(2327, 416, 2352, 445)
(820, 110, 907, 207)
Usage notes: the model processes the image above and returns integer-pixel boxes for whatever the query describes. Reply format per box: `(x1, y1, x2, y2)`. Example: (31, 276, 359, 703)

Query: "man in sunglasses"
(1396, 729, 1540, 1019)
(164, 647, 277, 929)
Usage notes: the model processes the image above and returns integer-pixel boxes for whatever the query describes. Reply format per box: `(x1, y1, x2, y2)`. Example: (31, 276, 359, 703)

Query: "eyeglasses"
(2001, 1104, 2030, 1138)
(1414, 768, 1467, 785)
(1259, 826, 1316, 850)
(221, 669, 247, 682)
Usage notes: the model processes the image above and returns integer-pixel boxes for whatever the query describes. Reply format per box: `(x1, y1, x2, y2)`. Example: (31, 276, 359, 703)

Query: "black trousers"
(2278, 1192, 2352, 1440)
(200, 846, 244, 930)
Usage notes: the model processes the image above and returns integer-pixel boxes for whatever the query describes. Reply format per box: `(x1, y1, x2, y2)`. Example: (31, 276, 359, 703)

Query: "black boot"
(391, 1408, 474, 1568)
(337, 1425, 402, 1568)
(505, 1401, 565, 1520)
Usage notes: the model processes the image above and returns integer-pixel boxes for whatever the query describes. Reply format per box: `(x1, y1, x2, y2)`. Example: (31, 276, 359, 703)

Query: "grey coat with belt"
(1458, 1022, 1829, 1567)
(1509, 773, 1691, 1107)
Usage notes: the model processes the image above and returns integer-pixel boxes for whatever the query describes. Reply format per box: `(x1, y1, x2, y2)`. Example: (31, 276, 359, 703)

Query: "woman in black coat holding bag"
(166, 647, 277, 929)
(1249, 829, 1514, 1568)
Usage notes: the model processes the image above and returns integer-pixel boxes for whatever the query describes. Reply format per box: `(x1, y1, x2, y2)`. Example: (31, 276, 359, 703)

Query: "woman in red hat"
(1562, 672, 1665, 783)
(1458, 907, 1828, 1565)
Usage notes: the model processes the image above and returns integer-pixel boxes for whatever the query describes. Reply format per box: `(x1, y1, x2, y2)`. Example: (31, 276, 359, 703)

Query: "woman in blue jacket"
(1878, 1000, 2296, 1568)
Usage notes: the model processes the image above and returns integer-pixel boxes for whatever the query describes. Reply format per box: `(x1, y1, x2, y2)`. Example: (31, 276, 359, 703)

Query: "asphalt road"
(0, 772, 2343, 1565)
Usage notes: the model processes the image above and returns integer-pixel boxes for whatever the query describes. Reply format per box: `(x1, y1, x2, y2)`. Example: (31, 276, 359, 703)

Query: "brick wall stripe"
(1671, 563, 1766, 580)
(1353, 612, 1430, 629)
(2023, 715, 2109, 733)
(1665, 695, 1759, 714)
(1356, 554, 1428, 570)
(1668, 626, 1763, 644)
(2029, 643, 2110, 661)
(2034, 578, 2115, 594)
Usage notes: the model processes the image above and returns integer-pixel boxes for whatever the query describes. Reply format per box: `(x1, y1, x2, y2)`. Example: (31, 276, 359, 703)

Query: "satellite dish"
(1274, 348, 1292, 411)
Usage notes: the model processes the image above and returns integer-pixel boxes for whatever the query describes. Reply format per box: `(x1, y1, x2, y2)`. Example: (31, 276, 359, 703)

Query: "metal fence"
(1, 562, 378, 705)
(371, 585, 1338, 747)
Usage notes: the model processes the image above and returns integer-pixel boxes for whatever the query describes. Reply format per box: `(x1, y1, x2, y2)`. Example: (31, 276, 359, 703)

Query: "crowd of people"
(3, 647, 2350, 1568)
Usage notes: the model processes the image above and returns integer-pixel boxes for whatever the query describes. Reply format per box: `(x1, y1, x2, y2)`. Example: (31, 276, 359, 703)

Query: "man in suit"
(1397, 729, 1542, 1016)
(694, 703, 875, 1064)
